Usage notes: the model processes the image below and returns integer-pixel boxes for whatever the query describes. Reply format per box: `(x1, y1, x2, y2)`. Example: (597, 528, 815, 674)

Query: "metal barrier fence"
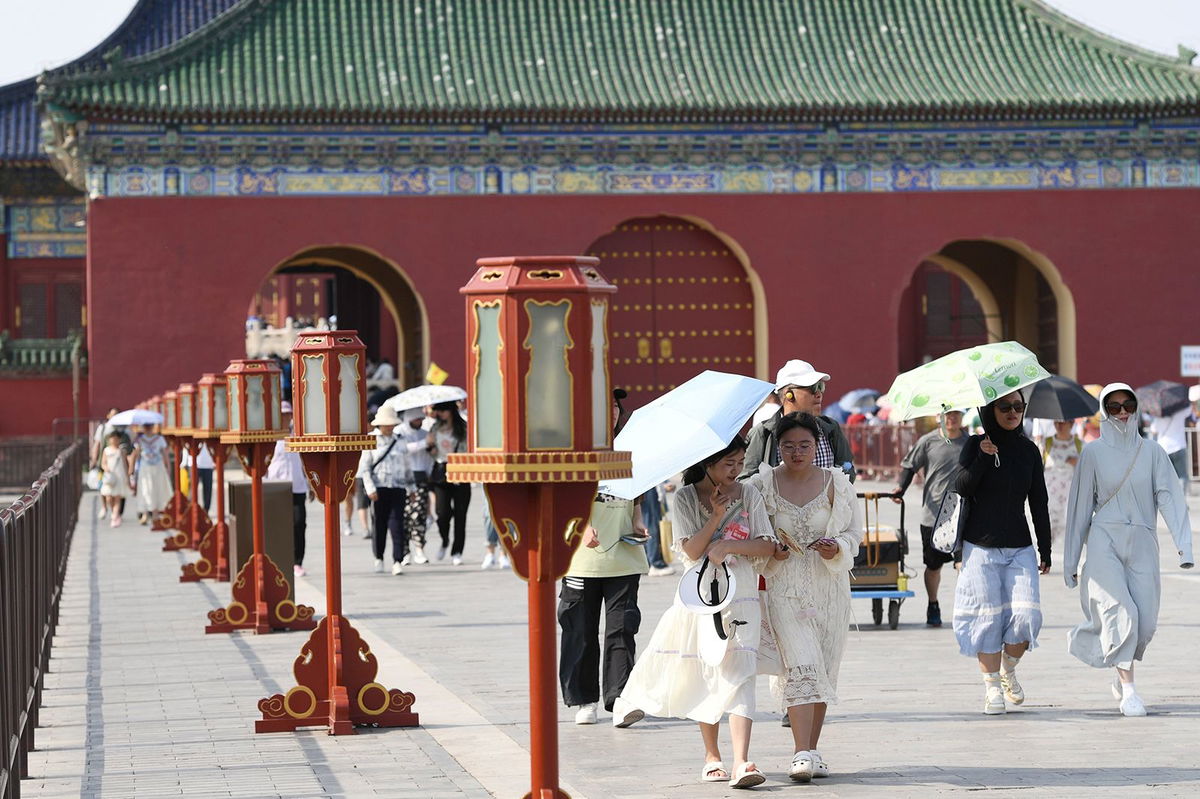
(0, 442, 85, 799)
(844, 423, 919, 481)
(0, 441, 75, 492)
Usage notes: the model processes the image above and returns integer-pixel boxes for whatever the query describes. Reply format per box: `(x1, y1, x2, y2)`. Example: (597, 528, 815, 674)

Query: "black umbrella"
(1135, 380, 1190, 417)
(1024, 374, 1099, 420)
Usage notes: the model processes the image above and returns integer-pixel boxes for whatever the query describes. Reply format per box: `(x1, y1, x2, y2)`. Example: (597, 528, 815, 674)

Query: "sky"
(0, 0, 1198, 86)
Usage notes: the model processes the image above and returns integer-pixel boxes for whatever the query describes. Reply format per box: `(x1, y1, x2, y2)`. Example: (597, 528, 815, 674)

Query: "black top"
(954, 411, 1052, 566)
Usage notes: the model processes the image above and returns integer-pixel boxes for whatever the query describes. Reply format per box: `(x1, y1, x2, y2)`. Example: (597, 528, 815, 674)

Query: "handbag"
(86, 467, 102, 491)
(429, 461, 448, 483)
(931, 491, 967, 554)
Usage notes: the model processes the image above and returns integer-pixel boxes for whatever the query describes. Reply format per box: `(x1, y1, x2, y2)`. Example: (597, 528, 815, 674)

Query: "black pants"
(291, 492, 307, 566)
(194, 467, 213, 512)
(557, 574, 642, 711)
(433, 481, 471, 556)
(372, 486, 408, 563)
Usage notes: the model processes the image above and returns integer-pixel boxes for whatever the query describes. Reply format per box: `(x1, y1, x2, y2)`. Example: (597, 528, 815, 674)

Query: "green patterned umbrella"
(885, 342, 1051, 421)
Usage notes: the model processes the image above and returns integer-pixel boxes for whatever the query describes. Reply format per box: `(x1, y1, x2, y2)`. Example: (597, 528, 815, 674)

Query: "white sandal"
(700, 761, 729, 782)
(730, 762, 766, 789)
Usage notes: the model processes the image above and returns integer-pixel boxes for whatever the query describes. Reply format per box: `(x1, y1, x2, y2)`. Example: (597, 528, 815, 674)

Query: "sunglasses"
(1105, 399, 1138, 414)
(790, 381, 825, 394)
(996, 401, 1026, 414)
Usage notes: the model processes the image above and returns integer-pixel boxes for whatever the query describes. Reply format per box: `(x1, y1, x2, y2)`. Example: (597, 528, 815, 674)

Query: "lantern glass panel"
(181, 393, 193, 429)
(524, 300, 573, 449)
(474, 302, 503, 449)
(228, 377, 241, 431)
(198, 385, 212, 431)
(245, 375, 266, 430)
(270, 373, 282, 431)
(590, 300, 610, 449)
(337, 353, 361, 434)
(301, 354, 328, 436)
(214, 386, 228, 431)
(166, 399, 177, 429)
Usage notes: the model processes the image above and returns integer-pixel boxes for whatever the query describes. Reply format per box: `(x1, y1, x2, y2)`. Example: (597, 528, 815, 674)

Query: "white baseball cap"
(774, 359, 831, 391)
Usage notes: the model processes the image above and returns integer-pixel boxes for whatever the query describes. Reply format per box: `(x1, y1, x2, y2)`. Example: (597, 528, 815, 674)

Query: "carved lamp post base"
(205, 553, 316, 634)
(179, 520, 230, 582)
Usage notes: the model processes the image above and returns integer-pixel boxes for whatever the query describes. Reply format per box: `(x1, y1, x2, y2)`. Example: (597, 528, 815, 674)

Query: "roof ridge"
(40, 0, 261, 90)
(1018, 0, 1200, 76)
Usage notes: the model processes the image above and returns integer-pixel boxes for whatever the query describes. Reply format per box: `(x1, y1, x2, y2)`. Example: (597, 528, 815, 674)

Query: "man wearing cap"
(740, 360, 854, 481)
(266, 401, 311, 578)
(891, 409, 968, 627)
(360, 405, 413, 575)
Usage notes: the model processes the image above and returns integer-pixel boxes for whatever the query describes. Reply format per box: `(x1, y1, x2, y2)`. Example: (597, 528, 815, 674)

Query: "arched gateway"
(586, 216, 762, 409)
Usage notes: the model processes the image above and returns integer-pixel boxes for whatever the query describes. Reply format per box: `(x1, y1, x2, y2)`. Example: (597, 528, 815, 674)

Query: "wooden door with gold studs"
(586, 216, 756, 412)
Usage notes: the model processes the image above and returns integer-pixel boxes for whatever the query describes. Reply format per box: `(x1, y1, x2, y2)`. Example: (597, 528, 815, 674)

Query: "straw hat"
(370, 405, 402, 427)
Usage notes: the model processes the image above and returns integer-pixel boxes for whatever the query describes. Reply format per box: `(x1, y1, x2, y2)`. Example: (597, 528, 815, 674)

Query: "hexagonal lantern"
(446, 255, 631, 799)
(162, 389, 179, 435)
(176, 383, 197, 437)
(195, 373, 230, 437)
(287, 331, 372, 451)
(222, 359, 287, 445)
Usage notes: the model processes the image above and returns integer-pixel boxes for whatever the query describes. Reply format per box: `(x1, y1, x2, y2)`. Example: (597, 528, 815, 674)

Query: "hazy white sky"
(0, 0, 1197, 86)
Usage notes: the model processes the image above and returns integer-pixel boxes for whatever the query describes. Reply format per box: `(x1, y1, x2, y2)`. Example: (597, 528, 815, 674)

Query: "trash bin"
(228, 479, 295, 601)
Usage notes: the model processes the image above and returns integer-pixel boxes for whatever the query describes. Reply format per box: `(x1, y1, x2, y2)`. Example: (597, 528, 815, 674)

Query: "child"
(99, 431, 131, 527)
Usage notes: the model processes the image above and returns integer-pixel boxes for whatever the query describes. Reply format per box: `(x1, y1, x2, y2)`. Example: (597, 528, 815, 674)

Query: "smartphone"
(806, 538, 835, 549)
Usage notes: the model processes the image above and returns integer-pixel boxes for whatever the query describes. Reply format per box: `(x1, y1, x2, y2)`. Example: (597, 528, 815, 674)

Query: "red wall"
(0, 375, 89, 437)
(86, 189, 1199, 412)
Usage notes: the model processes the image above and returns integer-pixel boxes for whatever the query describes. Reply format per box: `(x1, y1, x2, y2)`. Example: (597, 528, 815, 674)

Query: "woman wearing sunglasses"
(613, 437, 777, 788)
(953, 390, 1052, 715)
(1063, 383, 1194, 716)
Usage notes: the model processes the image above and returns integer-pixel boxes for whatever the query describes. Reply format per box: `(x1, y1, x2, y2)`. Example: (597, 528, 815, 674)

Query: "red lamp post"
(154, 389, 192, 536)
(447, 256, 631, 799)
(181, 372, 232, 583)
(206, 359, 316, 635)
(257, 330, 418, 734)
(164, 383, 212, 552)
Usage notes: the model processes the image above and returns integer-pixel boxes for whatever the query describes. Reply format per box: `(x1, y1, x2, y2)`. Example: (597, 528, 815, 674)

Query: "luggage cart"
(850, 492, 915, 630)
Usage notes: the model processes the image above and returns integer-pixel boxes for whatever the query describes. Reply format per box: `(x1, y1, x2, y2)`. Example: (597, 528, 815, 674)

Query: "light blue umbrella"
(598, 370, 775, 500)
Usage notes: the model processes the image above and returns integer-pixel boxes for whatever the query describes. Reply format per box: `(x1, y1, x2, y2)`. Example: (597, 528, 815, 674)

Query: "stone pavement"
(20, 482, 1200, 798)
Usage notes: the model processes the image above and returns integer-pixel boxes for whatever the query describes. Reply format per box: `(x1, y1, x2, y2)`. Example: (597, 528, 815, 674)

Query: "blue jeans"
(640, 490, 667, 568)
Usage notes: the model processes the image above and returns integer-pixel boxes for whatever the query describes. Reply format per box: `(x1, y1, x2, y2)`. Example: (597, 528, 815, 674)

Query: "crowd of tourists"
(555, 359, 1195, 789)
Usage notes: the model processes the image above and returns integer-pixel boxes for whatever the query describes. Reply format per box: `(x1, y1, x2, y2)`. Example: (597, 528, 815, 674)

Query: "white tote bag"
(931, 492, 967, 554)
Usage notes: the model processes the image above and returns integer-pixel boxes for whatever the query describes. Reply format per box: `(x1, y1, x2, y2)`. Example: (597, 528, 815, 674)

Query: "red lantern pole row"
(181, 373, 231, 582)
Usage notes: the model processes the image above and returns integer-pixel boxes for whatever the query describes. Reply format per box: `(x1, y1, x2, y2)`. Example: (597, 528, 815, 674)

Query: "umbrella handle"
(712, 611, 728, 640)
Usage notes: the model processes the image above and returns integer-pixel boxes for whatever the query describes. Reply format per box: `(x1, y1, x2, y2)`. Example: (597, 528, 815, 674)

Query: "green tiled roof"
(39, 0, 1200, 124)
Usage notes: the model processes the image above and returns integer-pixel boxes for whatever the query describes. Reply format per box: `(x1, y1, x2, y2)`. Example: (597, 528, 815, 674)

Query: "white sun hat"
(774, 360, 831, 391)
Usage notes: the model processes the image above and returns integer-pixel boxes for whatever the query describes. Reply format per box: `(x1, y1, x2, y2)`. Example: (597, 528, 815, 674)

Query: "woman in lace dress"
(747, 412, 861, 783)
(1042, 419, 1083, 543)
(614, 436, 777, 789)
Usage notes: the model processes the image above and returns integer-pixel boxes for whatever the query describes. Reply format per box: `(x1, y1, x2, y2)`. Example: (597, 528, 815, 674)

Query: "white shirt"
(184, 443, 215, 469)
(266, 439, 308, 494)
(372, 362, 395, 380)
(401, 423, 433, 473)
(1150, 408, 1189, 455)
(359, 433, 411, 494)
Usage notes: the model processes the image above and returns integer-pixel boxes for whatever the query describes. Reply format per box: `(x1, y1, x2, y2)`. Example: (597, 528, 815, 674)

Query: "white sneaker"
(342, 524, 354, 536)
(373, 558, 385, 573)
(451, 555, 463, 566)
(436, 545, 448, 561)
(497, 552, 510, 570)
(1000, 669, 1025, 705)
(611, 698, 643, 728)
(574, 703, 598, 725)
(789, 751, 815, 783)
(400, 554, 412, 566)
(983, 680, 1006, 715)
(648, 564, 676, 577)
(481, 552, 496, 570)
(391, 561, 404, 576)
(1120, 691, 1147, 717)
(811, 749, 829, 778)
(293, 564, 306, 578)
(411, 543, 429, 565)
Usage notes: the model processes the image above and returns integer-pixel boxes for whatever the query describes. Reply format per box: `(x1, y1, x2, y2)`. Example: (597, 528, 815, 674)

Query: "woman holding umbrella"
(614, 436, 778, 789)
(954, 390, 1052, 715)
(1063, 383, 1194, 716)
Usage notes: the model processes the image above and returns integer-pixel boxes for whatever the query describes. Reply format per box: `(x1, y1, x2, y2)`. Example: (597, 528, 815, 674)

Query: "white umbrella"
(108, 409, 163, 426)
(385, 385, 467, 412)
(597, 370, 775, 500)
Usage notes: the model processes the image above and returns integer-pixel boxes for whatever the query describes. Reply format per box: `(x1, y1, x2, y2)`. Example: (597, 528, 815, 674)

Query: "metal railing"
(0, 333, 85, 373)
(844, 423, 920, 481)
(0, 440, 78, 492)
(0, 441, 85, 799)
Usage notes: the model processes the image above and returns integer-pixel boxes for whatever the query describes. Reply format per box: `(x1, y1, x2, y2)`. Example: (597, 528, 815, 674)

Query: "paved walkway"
(20, 482, 1200, 798)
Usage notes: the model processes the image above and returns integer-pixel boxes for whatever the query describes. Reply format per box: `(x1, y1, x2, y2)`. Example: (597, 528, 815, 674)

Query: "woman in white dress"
(747, 412, 861, 782)
(98, 431, 130, 527)
(131, 424, 172, 525)
(614, 436, 777, 789)
(1042, 419, 1083, 542)
(1064, 383, 1194, 715)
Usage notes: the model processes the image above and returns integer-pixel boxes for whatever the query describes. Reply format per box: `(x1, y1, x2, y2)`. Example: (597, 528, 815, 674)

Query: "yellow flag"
(425, 362, 449, 385)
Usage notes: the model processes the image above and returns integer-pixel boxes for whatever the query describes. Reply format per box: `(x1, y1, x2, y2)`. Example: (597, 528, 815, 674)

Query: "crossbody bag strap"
(370, 438, 399, 475)
(1094, 439, 1142, 513)
(708, 498, 746, 544)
